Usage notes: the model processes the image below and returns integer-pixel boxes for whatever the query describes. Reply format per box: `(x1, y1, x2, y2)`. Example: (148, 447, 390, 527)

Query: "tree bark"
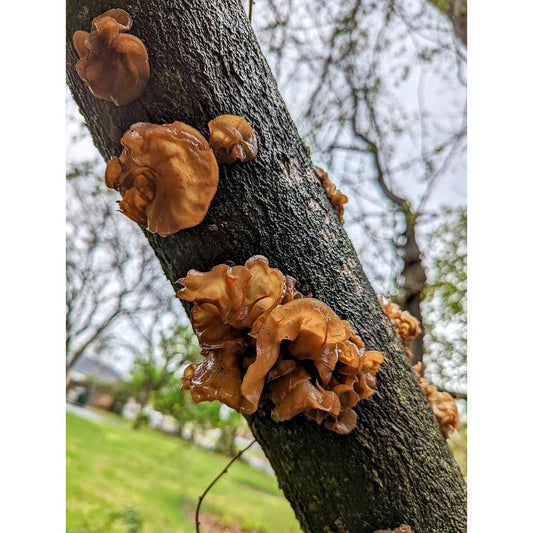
(133, 390, 149, 430)
(66, 1, 466, 532)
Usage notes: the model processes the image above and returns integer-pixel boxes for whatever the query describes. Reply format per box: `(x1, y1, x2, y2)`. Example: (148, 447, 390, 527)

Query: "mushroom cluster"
(413, 363, 459, 438)
(105, 121, 219, 237)
(314, 166, 348, 223)
(380, 298, 420, 358)
(178, 256, 384, 434)
(380, 298, 459, 437)
(72, 9, 150, 106)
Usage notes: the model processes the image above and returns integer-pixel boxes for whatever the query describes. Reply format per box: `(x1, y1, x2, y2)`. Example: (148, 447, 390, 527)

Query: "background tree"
(427, 0, 467, 45)
(66, 1, 466, 530)
(153, 376, 244, 455)
(126, 324, 200, 429)
(66, 172, 180, 372)
(423, 207, 467, 397)
(151, 374, 197, 437)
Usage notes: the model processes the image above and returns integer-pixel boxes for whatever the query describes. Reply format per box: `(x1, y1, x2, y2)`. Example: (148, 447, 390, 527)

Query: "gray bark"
(66, 1, 466, 531)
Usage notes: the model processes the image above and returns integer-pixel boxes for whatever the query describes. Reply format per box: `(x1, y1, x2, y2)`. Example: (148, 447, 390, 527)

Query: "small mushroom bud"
(374, 525, 414, 533)
(413, 363, 459, 438)
(72, 8, 150, 106)
(314, 166, 348, 223)
(380, 297, 420, 358)
(105, 121, 219, 237)
(208, 115, 258, 164)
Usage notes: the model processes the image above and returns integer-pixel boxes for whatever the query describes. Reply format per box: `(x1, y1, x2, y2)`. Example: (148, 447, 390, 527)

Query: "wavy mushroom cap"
(323, 407, 358, 434)
(269, 366, 341, 422)
(208, 115, 258, 164)
(243, 298, 363, 411)
(414, 363, 459, 438)
(72, 8, 149, 106)
(181, 341, 255, 414)
(190, 303, 240, 349)
(105, 121, 219, 237)
(178, 256, 285, 332)
(280, 275, 305, 303)
(380, 298, 421, 354)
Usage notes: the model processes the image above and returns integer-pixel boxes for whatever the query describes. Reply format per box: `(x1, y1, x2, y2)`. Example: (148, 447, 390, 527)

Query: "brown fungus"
(178, 256, 286, 332)
(268, 366, 341, 423)
(177, 257, 383, 434)
(246, 297, 384, 433)
(413, 363, 459, 438)
(380, 297, 420, 358)
(181, 340, 256, 414)
(244, 298, 359, 407)
(105, 122, 219, 237)
(178, 256, 288, 414)
(314, 166, 348, 223)
(208, 115, 258, 164)
(374, 525, 414, 533)
(72, 9, 149, 106)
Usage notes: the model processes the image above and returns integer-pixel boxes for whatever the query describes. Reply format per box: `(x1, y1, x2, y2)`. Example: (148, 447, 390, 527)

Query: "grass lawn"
(66, 411, 301, 532)
(448, 422, 467, 478)
(67, 410, 467, 532)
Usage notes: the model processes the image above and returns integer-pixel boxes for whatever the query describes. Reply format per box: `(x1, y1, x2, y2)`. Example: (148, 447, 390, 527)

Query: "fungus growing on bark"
(250, 296, 384, 434)
(414, 363, 459, 438)
(178, 256, 286, 332)
(178, 256, 287, 414)
(72, 8, 150, 105)
(178, 258, 384, 434)
(245, 298, 362, 408)
(208, 115, 258, 164)
(268, 366, 341, 423)
(105, 121, 219, 237)
(181, 340, 256, 413)
(314, 166, 348, 223)
(380, 297, 420, 358)
(374, 525, 414, 533)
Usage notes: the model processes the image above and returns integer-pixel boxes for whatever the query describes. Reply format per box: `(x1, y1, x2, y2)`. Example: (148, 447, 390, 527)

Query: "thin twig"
(195, 439, 257, 533)
(248, 0, 254, 22)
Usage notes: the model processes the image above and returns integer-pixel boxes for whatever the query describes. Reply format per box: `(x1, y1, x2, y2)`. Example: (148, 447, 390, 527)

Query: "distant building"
(67, 357, 125, 411)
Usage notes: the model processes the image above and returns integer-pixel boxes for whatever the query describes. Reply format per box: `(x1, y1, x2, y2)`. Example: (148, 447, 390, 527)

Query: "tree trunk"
(215, 425, 238, 457)
(133, 391, 149, 430)
(399, 215, 427, 368)
(66, 1, 466, 532)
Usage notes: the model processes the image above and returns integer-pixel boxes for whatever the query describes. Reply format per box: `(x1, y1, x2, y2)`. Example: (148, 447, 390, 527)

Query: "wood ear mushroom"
(72, 8, 149, 106)
(177, 256, 384, 434)
(105, 122, 219, 237)
(208, 115, 258, 164)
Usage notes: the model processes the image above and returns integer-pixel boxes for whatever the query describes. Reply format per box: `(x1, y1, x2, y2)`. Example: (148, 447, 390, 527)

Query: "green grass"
(67, 410, 467, 532)
(66, 411, 301, 532)
(448, 422, 467, 477)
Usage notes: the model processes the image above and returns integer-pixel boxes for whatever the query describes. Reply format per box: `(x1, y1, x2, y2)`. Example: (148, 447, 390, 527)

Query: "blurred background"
(66, 1, 466, 531)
